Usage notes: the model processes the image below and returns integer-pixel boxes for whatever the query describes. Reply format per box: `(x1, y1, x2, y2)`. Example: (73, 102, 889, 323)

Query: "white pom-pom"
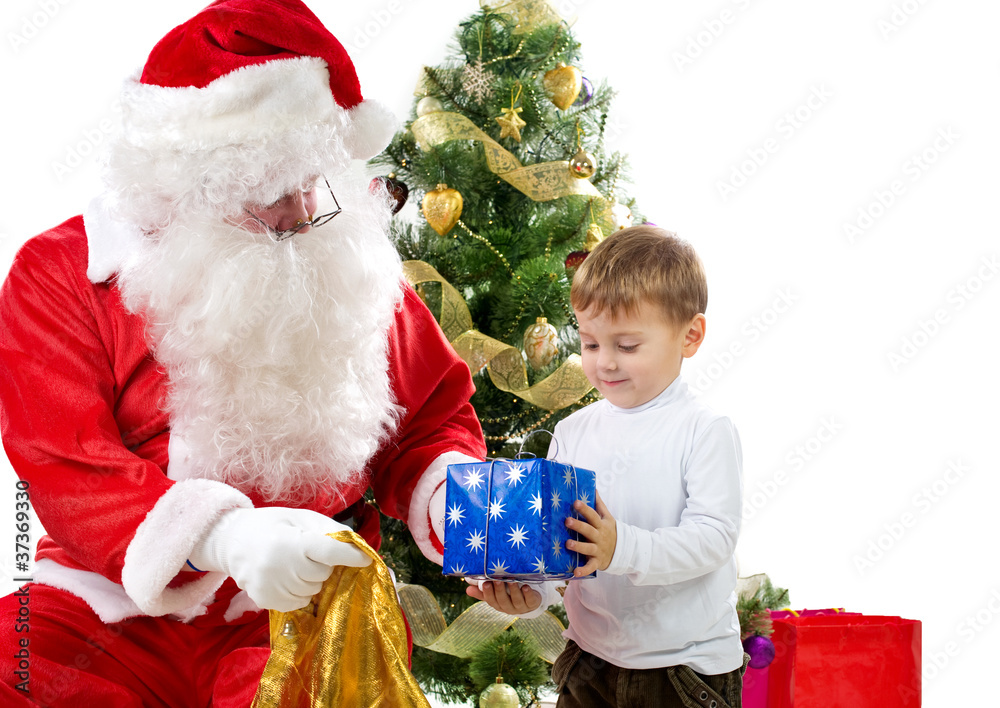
(343, 99, 397, 159)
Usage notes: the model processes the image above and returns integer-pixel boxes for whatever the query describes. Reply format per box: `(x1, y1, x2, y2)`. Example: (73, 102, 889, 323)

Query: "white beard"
(116, 180, 404, 503)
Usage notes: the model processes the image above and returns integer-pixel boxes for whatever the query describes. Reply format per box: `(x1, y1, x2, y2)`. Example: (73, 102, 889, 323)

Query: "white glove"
(189, 507, 371, 612)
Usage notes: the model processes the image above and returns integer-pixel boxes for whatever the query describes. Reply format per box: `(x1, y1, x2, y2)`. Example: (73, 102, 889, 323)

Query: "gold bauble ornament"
(542, 62, 583, 111)
(569, 146, 596, 179)
(495, 106, 527, 142)
(479, 677, 519, 708)
(523, 317, 559, 369)
(421, 183, 463, 236)
(416, 96, 445, 117)
(611, 201, 632, 230)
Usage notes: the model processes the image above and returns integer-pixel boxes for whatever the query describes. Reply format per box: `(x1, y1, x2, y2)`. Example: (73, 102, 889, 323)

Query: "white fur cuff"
(408, 451, 481, 565)
(34, 559, 143, 624)
(121, 479, 253, 618)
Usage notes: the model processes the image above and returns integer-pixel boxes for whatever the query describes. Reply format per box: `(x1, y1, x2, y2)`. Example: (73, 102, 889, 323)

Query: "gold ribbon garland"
(480, 0, 571, 32)
(252, 531, 430, 708)
(398, 583, 567, 664)
(403, 260, 592, 411)
(410, 111, 613, 230)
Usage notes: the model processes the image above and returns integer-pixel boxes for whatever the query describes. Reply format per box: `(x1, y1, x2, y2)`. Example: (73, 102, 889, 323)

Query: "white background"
(1, 0, 998, 704)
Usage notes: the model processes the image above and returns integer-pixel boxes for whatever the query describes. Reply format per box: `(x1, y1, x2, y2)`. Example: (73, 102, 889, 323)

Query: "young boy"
(468, 225, 746, 707)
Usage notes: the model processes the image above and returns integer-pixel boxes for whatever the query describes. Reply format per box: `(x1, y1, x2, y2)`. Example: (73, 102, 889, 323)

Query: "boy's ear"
(681, 314, 707, 358)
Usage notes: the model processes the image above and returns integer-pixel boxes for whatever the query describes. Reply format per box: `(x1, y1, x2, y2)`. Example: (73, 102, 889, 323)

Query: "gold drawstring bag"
(252, 530, 431, 708)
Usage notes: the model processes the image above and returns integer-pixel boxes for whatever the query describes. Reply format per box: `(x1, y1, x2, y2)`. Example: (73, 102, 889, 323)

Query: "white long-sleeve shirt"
(547, 376, 744, 673)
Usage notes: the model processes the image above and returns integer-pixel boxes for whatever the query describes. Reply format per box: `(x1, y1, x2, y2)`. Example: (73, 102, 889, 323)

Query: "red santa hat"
(107, 0, 396, 228)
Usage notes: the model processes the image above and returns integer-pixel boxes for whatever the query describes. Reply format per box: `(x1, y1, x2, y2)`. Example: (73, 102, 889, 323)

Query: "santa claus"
(0, 0, 485, 704)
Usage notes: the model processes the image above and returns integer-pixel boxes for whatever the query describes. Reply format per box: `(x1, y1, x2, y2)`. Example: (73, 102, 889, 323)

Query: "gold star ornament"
(495, 105, 526, 142)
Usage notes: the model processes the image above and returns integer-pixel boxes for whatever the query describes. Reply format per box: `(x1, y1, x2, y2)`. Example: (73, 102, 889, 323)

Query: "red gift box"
(764, 613, 921, 708)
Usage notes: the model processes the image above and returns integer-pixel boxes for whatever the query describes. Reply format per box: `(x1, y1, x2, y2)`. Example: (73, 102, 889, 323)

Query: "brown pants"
(551, 640, 748, 708)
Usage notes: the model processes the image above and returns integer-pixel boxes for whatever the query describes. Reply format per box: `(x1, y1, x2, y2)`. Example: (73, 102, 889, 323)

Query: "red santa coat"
(0, 214, 485, 625)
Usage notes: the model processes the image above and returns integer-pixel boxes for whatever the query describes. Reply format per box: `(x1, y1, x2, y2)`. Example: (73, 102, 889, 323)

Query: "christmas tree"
(371, 0, 640, 460)
(370, 1, 641, 703)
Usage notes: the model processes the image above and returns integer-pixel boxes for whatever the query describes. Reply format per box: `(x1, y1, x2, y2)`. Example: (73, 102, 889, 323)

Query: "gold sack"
(252, 530, 431, 708)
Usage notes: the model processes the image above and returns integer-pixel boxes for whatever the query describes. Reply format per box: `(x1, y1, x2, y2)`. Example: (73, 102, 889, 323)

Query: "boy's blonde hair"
(570, 225, 708, 326)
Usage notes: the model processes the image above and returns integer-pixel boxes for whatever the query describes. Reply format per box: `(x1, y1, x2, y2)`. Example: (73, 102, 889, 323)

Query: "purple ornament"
(574, 76, 594, 106)
(742, 635, 775, 669)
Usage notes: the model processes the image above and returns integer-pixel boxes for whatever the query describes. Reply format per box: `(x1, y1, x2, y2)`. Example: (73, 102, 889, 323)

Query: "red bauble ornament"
(369, 174, 409, 214)
(565, 250, 588, 278)
(565, 223, 605, 278)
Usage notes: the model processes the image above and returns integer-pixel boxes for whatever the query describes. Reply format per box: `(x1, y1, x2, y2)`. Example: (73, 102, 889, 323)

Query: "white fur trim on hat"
(120, 57, 337, 154)
(408, 451, 482, 565)
(106, 56, 396, 231)
(121, 479, 253, 618)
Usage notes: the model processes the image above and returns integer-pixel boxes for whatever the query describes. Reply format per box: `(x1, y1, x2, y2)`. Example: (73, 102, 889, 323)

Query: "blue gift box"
(442, 458, 597, 581)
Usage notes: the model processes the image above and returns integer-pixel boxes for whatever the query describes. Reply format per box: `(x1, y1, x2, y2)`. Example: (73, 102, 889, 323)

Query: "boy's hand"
(566, 492, 617, 577)
(466, 578, 542, 615)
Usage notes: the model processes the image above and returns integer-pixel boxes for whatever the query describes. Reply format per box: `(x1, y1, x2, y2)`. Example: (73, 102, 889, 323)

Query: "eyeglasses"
(243, 176, 341, 242)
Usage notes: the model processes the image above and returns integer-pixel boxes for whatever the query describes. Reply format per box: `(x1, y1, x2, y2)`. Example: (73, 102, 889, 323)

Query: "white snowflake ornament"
(461, 58, 495, 101)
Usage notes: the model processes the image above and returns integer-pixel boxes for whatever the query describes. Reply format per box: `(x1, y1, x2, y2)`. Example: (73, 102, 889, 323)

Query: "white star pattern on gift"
(447, 503, 465, 526)
(489, 560, 510, 575)
(504, 461, 526, 487)
(507, 524, 528, 549)
(529, 492, 543, 516)
(445, 460, 596, 580)
(467, 529, 485, 553)
(463, 466, 485, 491)
(488, 498, 506, 521)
